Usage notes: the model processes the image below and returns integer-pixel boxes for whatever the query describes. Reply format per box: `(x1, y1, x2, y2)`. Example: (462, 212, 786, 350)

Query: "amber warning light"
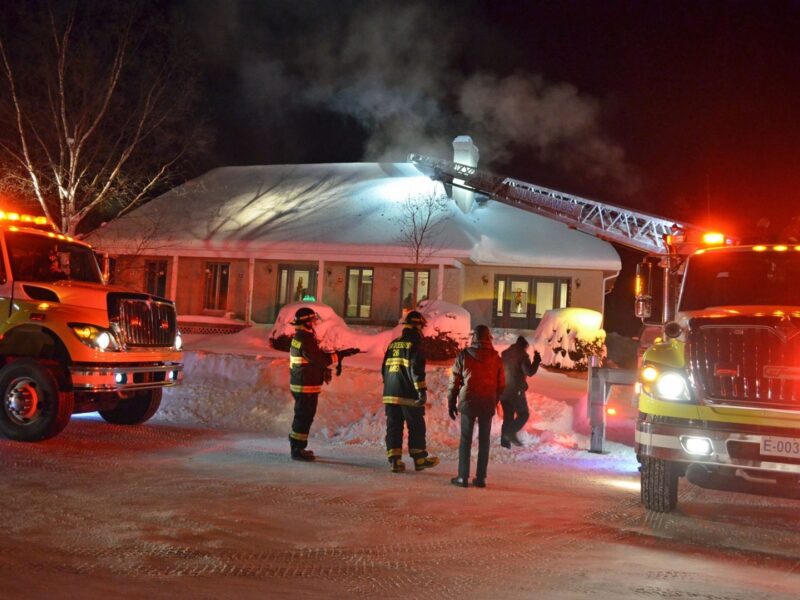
(0, 210, 52, 229)
(701, 232, 725, 246)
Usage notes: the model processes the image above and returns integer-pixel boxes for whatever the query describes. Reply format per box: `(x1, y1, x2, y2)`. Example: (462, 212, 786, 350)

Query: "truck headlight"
(69, 324, 119, 351)
(655, 372, 689, 400)
(174, 331, 183, 351)
(640, 364, 691, 401)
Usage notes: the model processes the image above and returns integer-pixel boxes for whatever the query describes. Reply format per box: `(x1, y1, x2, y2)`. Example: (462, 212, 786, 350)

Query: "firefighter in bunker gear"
(288, 307, 358, 461)
(381, 310, 439, 473)
(448, 325, 505, 488)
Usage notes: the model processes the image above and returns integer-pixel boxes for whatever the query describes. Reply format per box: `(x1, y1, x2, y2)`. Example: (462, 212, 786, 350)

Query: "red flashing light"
(702, 232, 725, 246)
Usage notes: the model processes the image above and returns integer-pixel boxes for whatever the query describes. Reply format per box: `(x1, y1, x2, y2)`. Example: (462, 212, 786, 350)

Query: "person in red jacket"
(447, 324, 505, 488)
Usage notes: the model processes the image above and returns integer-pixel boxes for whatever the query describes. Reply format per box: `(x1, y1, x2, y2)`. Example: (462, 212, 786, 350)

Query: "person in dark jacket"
(381, 310, 439, 473)
(500, 336, 541, 448)
(288, 307, 358, 461)
(447, 324, 505, 488)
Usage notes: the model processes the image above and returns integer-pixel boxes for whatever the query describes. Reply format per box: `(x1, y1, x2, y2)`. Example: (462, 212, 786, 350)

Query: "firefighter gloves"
(415, 390, 427, 407)
(338, 347, 361, 358)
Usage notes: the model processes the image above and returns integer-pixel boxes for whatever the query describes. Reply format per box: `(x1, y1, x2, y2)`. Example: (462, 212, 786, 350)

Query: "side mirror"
(634, 261, 652, 320)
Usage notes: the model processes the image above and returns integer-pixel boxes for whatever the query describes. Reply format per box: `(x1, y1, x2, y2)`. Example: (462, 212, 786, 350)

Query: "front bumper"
(70, 362, 184, 392)
(636, 417, 800, 476)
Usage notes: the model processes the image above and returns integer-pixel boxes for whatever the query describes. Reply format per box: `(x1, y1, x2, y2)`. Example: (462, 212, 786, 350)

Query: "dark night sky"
(176, 0, 800, 238)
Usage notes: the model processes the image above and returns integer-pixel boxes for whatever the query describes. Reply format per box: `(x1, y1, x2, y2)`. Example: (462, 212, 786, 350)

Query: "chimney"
(452, 136, 479, 213)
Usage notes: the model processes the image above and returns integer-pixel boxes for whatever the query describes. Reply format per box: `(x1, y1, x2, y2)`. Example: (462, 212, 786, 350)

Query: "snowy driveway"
(2, 419, 800, 599)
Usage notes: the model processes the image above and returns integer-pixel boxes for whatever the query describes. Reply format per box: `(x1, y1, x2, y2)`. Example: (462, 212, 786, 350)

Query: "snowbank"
(532, 307, 607, 370)
(164, 314, 635, 464)
(157, 347, 622, 462)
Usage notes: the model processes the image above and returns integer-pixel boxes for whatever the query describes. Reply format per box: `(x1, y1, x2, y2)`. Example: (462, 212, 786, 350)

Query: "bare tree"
(0, 1, 205, 235)
(394, 190, 449, 308)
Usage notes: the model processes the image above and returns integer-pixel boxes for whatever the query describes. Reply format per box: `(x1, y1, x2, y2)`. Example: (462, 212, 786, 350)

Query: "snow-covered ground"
(160, 320, 632, 466)
(4, 323, 800, 599)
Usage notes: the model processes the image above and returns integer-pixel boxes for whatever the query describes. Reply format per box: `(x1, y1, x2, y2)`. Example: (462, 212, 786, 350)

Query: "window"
(144, 260, 168, 297)
(5, 231, 102, 283)
(204, 262, 229, 310)
(493, 274, 571, 328)
(346, 267, 374, 318)
(401, 269, 429, 310)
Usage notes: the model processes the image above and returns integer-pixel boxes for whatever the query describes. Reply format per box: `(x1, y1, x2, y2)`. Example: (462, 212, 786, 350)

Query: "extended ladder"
(408, 153, 704, 256)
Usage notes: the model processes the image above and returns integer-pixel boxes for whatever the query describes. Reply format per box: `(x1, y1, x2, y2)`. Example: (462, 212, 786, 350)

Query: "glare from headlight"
(175, 332, 183, 351)
(95, 331, 111, 350)
(655, 372, 687, 400)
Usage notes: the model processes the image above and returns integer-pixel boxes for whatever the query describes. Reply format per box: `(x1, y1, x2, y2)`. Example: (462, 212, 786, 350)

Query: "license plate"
(760, 436, 800, 459)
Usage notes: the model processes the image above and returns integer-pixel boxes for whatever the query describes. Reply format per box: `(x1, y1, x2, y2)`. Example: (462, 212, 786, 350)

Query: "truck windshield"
(680, 250, 800, 310)
(5, 231, 102, 284)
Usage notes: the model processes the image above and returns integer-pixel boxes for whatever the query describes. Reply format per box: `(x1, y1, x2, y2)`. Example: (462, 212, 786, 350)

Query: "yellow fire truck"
(635, 237, 800, 511)
(409, 151, 800, 513)
(0, 210, 183, 441)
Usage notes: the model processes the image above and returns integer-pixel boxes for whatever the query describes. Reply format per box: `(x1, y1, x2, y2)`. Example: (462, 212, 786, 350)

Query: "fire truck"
(409, 152, 800, 513)
(0, 210, 183, 441)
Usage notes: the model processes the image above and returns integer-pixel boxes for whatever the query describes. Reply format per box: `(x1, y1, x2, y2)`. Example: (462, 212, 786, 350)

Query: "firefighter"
(447, 325, 505, 488)
(288, 307, 358, 461)
(499, 336, 541, 448)
(381, 310, 439, 473)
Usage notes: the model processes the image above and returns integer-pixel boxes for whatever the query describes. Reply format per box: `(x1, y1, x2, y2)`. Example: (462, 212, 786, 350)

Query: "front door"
(277, 265, 318, 313)
(493, 277, 534, 329)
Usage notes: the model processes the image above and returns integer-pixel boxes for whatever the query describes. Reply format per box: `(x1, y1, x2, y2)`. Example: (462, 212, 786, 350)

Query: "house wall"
(252, 260, 278, 323)
(122, 253, 610, 329)
(111, 255, 175, 298)
(462, 265, 605, 330)
(172, 257, 248, 319)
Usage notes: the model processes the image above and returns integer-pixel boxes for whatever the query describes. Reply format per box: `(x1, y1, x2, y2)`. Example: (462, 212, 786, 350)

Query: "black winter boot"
(291, 448, 315, 461)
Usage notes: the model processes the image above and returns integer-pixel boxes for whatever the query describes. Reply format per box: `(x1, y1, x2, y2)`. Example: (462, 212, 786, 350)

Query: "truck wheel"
(0, 359, 74, 441)
(99, 389, 162, 425)
(640, 456, 679, 512)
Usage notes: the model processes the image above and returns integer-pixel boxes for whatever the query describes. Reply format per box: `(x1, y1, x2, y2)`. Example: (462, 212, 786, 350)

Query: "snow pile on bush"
(532, 307, 606, 371)
(269, 302, 395, 355)
(269, 300, 470, 360)
(415, 299, 471, 360)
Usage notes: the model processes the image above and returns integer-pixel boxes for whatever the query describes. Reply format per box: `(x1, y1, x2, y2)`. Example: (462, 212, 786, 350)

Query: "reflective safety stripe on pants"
(290, 392, 319, 450)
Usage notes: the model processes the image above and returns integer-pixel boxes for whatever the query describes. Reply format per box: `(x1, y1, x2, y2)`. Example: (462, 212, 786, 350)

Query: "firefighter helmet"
(404, 310, 426, 327)
(291, 307, 317, 326)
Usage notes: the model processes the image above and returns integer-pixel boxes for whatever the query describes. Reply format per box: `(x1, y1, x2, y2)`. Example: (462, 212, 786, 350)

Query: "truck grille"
(688, 316, 800, 410)
(108, 293, 177, 348)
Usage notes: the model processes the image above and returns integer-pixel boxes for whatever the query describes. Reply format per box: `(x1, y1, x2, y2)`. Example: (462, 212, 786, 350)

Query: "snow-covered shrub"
(532, 308, 606, 371)
(416, 299, 471, 360)
(269, 302, 394, 355)
(268, 300, 470, 360)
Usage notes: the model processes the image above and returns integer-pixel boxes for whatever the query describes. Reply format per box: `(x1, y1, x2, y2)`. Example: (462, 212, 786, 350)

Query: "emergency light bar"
(0, 210, 54, 231)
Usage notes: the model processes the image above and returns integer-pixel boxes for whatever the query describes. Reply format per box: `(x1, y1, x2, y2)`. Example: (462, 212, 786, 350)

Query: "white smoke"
(186, 0, 640, 195)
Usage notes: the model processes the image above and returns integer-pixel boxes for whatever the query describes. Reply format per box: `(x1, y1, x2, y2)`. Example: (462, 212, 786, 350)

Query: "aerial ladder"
(407, 153, 731, 452)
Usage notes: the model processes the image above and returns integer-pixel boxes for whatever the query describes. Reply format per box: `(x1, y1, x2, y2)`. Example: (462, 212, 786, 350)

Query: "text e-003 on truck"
(635, 237, 800, 512)
(0, 210, 183, 441)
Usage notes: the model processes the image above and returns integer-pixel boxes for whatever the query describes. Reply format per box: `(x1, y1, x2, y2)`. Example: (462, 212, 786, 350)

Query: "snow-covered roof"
(88, 162, 620, 271)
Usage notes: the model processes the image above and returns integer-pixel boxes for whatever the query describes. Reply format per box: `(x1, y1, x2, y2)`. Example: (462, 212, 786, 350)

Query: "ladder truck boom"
(407, 153, 716, 256)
